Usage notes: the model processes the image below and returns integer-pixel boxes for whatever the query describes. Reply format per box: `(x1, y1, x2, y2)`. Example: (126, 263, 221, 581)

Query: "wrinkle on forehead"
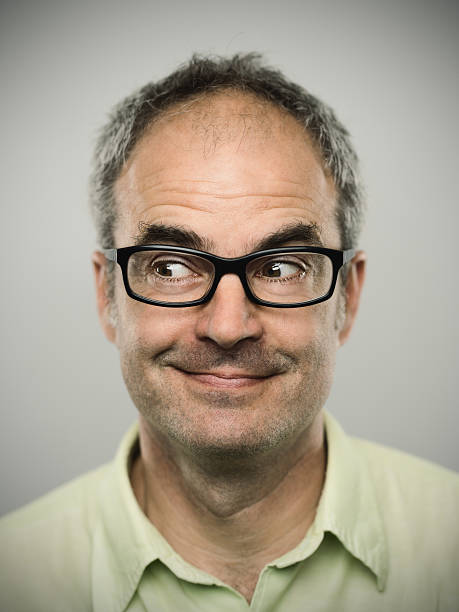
(117, 162, 335, 209)
(119, 184, 329, 206)
(117, 197, 328, 240)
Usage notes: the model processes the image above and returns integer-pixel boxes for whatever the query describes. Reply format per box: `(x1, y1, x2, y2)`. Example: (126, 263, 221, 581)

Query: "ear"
(92, 251, 117, 344)
(338, 250, 367, 346)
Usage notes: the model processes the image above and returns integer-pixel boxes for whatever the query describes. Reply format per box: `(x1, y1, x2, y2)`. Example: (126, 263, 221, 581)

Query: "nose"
(194, 274, 263, 349)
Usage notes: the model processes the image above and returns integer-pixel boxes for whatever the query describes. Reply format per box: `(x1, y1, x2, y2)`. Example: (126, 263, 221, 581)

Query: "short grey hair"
(89, 53, 365, 253)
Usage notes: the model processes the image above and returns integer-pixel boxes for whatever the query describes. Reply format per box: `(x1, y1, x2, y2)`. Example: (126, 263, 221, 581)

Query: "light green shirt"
(1, 412, 458, 612)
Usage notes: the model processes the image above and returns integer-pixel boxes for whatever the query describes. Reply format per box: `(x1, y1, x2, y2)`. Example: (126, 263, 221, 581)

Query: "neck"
(130, 411, 326, 602)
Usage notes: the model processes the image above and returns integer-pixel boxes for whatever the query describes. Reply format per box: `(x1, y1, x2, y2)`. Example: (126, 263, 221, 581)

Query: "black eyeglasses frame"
(103, 245, 356, 308)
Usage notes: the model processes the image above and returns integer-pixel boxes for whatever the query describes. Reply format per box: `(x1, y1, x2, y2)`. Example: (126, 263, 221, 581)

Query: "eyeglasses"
(103, 245, 355, 308)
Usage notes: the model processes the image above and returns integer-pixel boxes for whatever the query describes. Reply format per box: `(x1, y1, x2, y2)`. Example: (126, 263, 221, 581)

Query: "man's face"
(94, 93, 363, 457)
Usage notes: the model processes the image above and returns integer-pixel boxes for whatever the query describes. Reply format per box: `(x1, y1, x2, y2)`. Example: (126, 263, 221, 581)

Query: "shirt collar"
(91, 423, 159, 612)
(321, 412, 388, 590)
(92, 412, 388, 610)
(273, 412, 389, 591)
(92, 424, 225, 612)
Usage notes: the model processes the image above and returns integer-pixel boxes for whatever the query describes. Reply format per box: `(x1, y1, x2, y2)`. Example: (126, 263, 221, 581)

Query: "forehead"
(114, 92, 339, 253)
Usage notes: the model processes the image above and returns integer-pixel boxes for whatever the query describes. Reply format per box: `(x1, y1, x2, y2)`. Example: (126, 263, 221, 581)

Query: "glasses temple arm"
(102, 249, 117, 263)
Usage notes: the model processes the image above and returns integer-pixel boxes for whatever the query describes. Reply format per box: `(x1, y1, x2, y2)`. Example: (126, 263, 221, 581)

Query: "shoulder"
(353, 437, 459, 561)
(1, 462, 111, 528)
(353, 436, 459, 502)
(349, 436, 459, 608)
(0, 462, 112, 544)
(0, 463, 112, 612)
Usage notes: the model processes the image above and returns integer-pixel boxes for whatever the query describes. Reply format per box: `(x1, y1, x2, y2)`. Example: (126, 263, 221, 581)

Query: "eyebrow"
(133, 222, 213, 251)
(249, 222, 324, 251)
(132, 221, 324, 253)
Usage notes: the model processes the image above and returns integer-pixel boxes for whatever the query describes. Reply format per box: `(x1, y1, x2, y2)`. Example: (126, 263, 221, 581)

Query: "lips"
(173, 368, 274, 389)
(187, 370, 268, 379)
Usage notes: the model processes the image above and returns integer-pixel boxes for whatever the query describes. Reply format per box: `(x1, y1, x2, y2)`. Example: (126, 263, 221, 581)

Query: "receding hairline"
(115, 87, 333, 192)
(147, 87, 297, 124)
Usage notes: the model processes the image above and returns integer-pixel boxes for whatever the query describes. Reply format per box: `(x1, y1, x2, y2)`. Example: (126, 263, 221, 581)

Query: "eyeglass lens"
(126, 250, 333, 304)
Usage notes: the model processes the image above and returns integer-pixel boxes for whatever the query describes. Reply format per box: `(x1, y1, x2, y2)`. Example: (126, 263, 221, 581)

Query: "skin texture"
(92, 92, 366, 602)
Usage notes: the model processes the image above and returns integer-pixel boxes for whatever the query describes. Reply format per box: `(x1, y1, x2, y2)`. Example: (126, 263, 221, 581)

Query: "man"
(1, 54, 458, 612)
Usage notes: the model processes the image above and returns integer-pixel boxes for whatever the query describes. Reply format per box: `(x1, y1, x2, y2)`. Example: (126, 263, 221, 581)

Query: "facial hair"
(120, 335, 335, 461)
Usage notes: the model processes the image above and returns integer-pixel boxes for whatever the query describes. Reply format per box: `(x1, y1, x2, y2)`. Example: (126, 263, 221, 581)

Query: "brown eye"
(259, 260, 304, 279)
(153, 261, 193, 278)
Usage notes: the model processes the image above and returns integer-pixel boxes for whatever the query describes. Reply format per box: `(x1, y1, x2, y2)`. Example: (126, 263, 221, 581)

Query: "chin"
(150, 400, 313, 463)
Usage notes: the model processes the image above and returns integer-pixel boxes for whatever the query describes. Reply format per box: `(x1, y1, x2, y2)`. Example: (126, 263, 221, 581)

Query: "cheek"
(271, 300, 338, 349)
(115, 295, 195, 355)
(271, 305, 339, 406)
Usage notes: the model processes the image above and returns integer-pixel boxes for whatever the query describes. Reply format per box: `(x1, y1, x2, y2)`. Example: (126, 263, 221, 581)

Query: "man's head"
(91, 54, 366, 460)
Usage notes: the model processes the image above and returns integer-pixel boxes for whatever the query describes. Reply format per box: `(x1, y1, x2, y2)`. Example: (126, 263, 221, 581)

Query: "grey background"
(1, 0, 458, 516)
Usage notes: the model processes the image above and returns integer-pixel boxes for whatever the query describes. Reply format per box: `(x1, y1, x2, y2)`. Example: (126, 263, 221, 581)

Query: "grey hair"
(89, 53, 365, 255)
